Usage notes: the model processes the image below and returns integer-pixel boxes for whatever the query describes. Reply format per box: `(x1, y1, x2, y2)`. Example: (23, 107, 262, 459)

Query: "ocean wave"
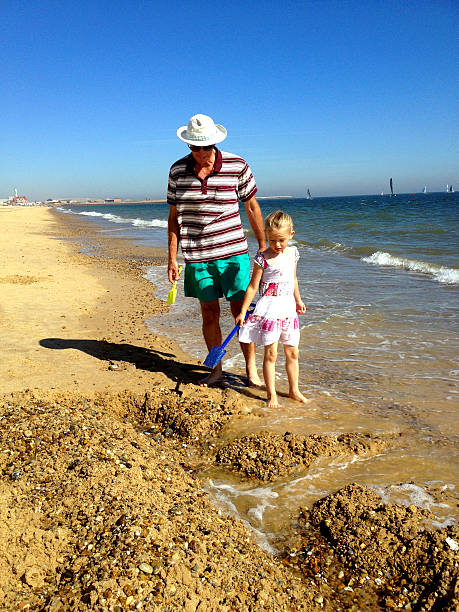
(362, 251, 459, 284)
(302, 238, 374, 257)
(313, 238, 350, 252)
(57, 207, 167, 228)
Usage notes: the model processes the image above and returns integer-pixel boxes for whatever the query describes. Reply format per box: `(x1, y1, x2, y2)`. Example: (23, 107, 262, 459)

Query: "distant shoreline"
(55, 199, 167, 206)
(63, 197, 294, 206)
(55, 197, 296, 207)
(257, 195, 293, 199)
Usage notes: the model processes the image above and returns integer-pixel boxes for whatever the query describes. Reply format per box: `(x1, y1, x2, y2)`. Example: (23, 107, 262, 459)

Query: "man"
(167, 113, 266, 387)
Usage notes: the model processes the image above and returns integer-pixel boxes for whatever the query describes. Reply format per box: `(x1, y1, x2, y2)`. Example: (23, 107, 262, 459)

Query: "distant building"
(2, 189, 30, 205)
(104, 198, 122, 203)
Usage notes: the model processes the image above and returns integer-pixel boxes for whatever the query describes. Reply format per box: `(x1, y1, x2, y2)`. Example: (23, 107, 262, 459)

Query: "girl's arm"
(235, 264, 264, 326)
(293, 262, 306, 314)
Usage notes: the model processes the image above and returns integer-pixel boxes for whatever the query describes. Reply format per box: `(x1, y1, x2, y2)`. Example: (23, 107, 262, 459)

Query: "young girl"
(235, 211, 310, 408)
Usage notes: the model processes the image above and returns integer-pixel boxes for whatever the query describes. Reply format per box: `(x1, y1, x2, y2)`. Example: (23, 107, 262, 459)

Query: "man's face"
(189, 144, 215, 164)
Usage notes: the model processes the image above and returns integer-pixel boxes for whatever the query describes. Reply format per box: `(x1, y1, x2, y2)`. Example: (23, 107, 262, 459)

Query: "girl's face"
(266, 225, 294, 254)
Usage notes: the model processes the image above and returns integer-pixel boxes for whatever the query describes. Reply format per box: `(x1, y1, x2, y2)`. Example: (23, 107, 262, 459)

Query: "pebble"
(10, 470, 21, 480)
(138, 563, 153, 574)
(445, 537, 458, 551)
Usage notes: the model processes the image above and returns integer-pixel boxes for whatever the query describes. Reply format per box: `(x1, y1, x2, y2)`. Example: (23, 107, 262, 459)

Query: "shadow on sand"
(40, 337, 207, 387)
(39, 338, 264, 401)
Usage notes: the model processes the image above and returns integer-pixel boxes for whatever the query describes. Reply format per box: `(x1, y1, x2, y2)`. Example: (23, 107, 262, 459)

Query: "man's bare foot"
(199, 370, 224, 387)
(289, 390, 312, 404)
(266, 396, 280, 409)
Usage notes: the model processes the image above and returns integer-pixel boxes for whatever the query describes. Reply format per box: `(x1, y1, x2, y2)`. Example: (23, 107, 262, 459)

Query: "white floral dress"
(239, 246, 300, 347)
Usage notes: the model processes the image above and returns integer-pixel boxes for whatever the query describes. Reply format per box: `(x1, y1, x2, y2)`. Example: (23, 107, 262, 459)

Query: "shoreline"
(56, 200, 167, 207)
(0, 207, 457, 611)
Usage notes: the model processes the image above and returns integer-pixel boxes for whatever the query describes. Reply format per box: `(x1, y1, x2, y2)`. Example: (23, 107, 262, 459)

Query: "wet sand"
(0, 207, 457, 611)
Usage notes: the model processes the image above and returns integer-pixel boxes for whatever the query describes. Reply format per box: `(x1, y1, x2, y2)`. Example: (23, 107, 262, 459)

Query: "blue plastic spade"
(203, 304, 255, 369)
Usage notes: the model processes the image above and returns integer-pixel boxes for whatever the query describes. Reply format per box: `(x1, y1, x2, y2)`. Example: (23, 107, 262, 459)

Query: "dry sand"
(0, 207, 457, 611)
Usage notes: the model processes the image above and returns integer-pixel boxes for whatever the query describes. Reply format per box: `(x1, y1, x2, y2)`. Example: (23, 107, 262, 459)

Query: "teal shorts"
(184, 254, 250, 303)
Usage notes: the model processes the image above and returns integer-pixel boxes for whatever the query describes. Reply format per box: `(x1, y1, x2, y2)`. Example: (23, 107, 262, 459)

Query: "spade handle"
(220, 303, 255, 350)
(172, 265, 182, 291)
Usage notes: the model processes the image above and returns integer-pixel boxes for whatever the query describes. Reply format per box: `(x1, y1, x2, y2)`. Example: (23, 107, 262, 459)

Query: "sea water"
(58, 193, 459, 542)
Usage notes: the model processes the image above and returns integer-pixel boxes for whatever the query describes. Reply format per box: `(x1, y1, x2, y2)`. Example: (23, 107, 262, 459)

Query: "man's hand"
(168, 262, 180, 284)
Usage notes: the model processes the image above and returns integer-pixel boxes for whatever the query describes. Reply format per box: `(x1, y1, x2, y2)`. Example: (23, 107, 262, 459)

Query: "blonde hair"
(264, 210, 293, 234)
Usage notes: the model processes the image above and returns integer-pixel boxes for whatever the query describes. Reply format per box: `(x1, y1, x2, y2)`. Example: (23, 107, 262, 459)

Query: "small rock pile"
(89, 387, 245, 443)
(216, 431, 393, 481)
(301, 483, 459, 611)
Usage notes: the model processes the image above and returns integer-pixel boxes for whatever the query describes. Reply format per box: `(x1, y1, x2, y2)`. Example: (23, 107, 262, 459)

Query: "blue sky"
(1, 0, 457, 199)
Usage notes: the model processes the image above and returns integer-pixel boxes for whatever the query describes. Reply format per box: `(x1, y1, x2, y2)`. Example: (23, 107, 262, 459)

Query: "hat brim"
(176, 124, 227, 146)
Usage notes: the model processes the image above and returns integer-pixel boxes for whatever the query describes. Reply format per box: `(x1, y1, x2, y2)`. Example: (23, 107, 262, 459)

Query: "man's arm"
(243, 196, 266, 251)
(168, 205, 180, 283)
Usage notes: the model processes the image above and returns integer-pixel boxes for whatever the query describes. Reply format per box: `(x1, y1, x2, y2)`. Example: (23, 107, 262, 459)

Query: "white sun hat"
(177, 114, 227, 145)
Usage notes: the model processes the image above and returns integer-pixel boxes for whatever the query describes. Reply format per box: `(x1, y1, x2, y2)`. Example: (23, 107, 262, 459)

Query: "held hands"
(296, 300, 306, 314)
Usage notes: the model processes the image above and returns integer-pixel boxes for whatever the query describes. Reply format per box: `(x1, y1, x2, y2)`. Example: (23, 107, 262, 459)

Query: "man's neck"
(195, 151, 215, 169)
(194, 150, 216, 180)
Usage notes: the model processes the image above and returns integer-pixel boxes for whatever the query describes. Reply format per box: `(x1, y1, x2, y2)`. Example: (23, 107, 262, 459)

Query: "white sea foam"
(207, 480, 279, 502)
(370, 482, 453, 520)
(362, 251, 459, 284)
(205, 480, 278, 552)
(57, 207, 167, 228)
(222, 354, 246, 370)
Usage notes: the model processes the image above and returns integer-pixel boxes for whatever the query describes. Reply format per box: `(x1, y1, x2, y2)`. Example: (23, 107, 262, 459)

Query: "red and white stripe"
(167, 150, 257, 262)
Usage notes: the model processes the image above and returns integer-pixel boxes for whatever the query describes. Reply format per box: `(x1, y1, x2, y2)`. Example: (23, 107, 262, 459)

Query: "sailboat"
(390, 177, 396, 196)
(306, 189, 312, 200)
(422, 186, 427, 194)
(448, 185, 455, 193)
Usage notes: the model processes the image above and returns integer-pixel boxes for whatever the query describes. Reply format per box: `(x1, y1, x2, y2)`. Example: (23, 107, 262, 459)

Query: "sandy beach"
(1, 207, 457, 611)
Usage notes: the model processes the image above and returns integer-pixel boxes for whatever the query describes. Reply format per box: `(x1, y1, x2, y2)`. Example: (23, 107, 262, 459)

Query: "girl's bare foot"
(266, 395, 280, 409)
(289, 390, 312, 404)
(246, 367, 263, 388)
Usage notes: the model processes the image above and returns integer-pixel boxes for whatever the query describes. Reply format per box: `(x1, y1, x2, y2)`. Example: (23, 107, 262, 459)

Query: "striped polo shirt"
(167, 149, 258, 263)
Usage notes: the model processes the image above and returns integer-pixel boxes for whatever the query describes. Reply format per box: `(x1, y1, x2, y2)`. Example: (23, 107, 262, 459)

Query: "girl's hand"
(235, 311, 246, 327)
(296, 300, 306, 314)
